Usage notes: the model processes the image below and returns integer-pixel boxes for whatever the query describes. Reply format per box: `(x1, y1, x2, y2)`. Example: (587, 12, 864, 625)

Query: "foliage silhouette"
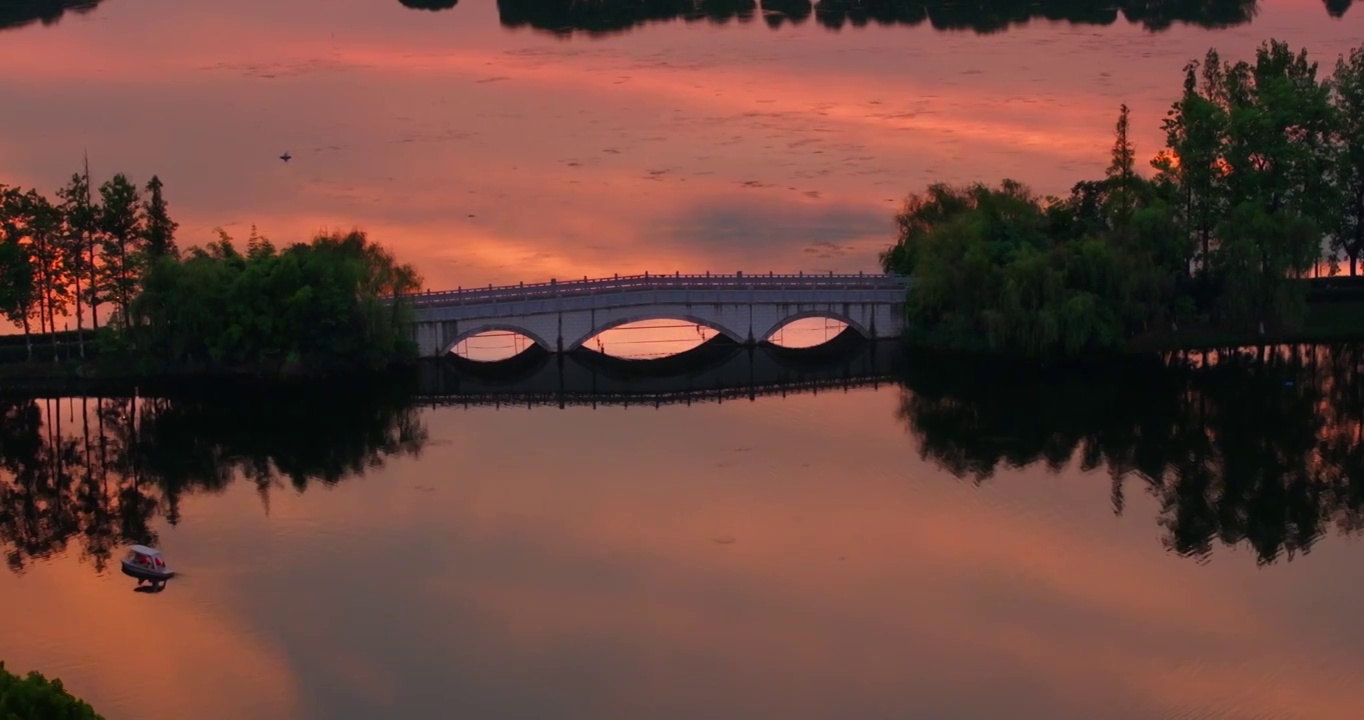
(895, 343, 1364, 564)
(6, 168, 422, 373)
(0, 662, 103, 720)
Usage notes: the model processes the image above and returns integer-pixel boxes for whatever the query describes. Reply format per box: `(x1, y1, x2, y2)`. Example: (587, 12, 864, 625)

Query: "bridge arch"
(444, 324, 554, 358)
(759, 309, 871, 344)
(567, 314, 746, 352)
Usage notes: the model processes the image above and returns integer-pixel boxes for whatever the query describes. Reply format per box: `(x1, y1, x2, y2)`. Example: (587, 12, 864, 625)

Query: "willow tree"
(128, 229, 422, 373)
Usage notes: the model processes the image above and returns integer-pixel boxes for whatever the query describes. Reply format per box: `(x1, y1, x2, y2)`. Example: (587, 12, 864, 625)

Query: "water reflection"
(427, 332, 895, 406)
(0, 0, 104, 32)
(0, 381, 427, 574)
(21, 0, 1348, 37)
(399, 0, 459, 9)
(897, 344, 1364, 565)
(5, 343, 1364, 576)
(487, 0, 1341, 36)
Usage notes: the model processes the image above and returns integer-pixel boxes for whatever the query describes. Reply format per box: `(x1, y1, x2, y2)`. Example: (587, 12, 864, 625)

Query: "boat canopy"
(128, 545, 162, 558)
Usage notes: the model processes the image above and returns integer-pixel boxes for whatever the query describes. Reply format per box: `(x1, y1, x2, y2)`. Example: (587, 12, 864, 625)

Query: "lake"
(3, 2, 1364, 719)
(3, 342, 1364, 719)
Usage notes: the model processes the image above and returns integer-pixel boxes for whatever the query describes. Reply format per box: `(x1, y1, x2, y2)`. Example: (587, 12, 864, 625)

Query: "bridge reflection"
(417, 331, 902, 408)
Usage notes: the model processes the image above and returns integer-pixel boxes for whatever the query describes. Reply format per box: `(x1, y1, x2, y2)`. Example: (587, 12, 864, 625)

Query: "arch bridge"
(403, 271, 910, 358)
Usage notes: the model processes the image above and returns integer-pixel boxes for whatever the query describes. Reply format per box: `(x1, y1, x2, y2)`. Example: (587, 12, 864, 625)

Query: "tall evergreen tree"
(96, 174, 142, 328)
(141, 175, 178, 261)
(56, 172, 96, 355)
(1106, 103, 1138, 223)
(21, 190, 69, 357)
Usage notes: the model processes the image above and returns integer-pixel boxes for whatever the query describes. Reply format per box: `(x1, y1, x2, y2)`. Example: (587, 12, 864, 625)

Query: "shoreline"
(3, 283, 1362, 391)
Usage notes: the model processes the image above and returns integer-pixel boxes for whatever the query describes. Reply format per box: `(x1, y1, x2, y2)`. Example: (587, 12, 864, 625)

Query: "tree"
(0, 187, 38, 359)
(1330, 47, 1364, 275)
(1217, 41, 1336, 227)
(19, 190, 70, 357)
(1106, 103, 1138, 223)
(56, 171, 97, 355)
(1156, 56, 1228, 277)
(96, 174, 142, 328)
(127, 228, 422, 373)
(141, 175, 178, 261)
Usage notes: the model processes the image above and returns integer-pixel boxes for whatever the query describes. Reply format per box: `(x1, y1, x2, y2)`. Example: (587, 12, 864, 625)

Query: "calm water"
(4, 3, 1364, 719)
(4, 343, 1364, 720)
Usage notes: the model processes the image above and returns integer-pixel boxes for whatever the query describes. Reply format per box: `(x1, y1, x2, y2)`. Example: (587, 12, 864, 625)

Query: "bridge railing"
(400, 271, 909, 307)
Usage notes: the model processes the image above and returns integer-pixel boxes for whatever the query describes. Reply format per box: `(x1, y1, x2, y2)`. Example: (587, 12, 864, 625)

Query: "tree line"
(880, 40, 1364, 357)
(1, 169, 423, 374)
(0, 167, 175, 360)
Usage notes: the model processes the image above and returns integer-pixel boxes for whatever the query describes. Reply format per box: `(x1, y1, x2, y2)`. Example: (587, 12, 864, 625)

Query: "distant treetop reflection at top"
(484, 0, 1350, 36)
(0, 0, 103, 32)
(1, 0, 1352, 35)
(400, 0, 458, 9)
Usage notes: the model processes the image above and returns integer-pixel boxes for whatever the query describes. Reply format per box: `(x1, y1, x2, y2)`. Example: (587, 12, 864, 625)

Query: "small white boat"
(120, 545, 175, 585)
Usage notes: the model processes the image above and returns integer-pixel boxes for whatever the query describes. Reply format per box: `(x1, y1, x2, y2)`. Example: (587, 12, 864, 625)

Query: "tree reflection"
(0, 380, 427, 574)
(0, 0, 105, 32)
(399, 0, 459, 10)
(896, 344, 1364, 564)
(488, 0, 1331, 37)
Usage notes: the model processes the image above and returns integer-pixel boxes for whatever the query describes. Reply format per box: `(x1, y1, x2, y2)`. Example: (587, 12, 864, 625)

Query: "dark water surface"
(4, 3, 1364, 719)
(3, 342, 1364, 720)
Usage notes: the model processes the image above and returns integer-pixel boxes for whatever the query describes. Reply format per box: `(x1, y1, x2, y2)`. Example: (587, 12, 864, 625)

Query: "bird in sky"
(280, 152, 292, 163)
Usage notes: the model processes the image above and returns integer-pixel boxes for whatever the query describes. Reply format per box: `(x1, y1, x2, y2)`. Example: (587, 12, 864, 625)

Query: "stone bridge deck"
(403, 271, 910, 358)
